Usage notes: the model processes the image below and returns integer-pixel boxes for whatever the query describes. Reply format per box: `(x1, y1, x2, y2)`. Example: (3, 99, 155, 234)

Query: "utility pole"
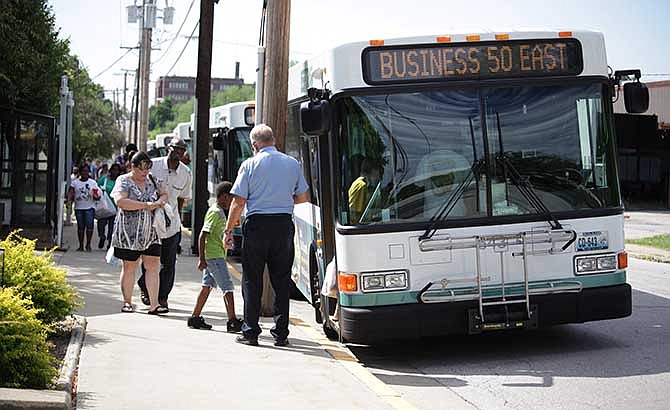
(115, 69, 135, 137)
(138, 0, 153, 152)
(127, 0, 173, 149)
(191, 0, 216, 254)
(261, 0, 291, 152)
(258, 0, 291, 314)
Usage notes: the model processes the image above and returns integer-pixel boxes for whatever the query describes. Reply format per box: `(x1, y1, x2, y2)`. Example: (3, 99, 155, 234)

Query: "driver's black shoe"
(235, 335, 258, 346)
(274, 338, 289, 347)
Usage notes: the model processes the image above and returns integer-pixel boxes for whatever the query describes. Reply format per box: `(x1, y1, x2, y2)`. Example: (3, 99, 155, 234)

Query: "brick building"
(155, 75, 245, 103)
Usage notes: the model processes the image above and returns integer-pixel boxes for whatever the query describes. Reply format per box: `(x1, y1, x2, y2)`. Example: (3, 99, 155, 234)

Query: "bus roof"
(288, 30, 607, 100)
(172, 122, 191, 140)
(209, 100, 255, 130)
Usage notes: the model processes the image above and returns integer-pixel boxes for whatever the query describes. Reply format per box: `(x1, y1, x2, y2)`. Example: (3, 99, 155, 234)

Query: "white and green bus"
(209, 101, 255, 253)
(286, 30, 649, 343)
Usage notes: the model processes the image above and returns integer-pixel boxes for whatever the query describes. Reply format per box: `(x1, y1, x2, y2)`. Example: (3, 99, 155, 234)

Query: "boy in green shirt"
(187, 182, 243, 332)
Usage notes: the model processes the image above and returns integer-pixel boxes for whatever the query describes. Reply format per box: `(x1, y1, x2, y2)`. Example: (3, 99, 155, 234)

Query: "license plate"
(576, 231, 609, 252)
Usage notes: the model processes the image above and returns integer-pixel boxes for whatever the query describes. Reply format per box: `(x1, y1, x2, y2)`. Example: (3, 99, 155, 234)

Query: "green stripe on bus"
(339, 270, 627, 307)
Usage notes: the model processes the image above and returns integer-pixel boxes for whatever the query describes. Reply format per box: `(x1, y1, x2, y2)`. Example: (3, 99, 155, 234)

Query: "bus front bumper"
(339, 284, 631, 344)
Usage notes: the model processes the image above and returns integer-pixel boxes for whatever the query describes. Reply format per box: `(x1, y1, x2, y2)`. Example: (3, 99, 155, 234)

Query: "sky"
(48, 0, 670, 109)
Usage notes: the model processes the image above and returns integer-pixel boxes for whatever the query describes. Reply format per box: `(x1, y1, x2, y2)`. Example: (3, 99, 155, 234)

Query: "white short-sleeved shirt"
(150, 157, 192, 237)
(70, 178, 100, 210)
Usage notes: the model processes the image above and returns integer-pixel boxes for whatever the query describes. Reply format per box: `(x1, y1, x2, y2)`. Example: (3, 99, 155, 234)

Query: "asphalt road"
(226, 238, 669, 410)
(333, 257, 670, 410)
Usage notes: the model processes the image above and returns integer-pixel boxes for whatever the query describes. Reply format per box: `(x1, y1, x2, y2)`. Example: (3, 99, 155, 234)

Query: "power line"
(152, 0, 197, 67)
(92, 48, 134, 80)
(165, 21, 199, 77)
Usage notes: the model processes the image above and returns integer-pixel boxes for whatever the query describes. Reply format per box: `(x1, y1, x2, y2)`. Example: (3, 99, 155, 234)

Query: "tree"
(0, 1, 122, 163)
(149, 97, 175, 131)
(0, 0, 70, 114)
(65, 56, 124, 163)
(210, 84, 255, 107)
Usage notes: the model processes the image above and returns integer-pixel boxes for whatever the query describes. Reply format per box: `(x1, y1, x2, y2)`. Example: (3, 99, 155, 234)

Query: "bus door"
(292, 136, 323, 300)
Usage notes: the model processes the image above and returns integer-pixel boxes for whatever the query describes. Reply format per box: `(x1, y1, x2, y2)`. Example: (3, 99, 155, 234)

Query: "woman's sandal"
(121, 303, 134, 313)
(147, 306, 169, 315)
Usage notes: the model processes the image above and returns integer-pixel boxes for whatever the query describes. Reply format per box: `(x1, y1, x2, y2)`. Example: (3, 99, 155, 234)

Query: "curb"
(628, 251, 670, 264)
(55, 315, 88, 397)
(626, 244, 670, 264)
(0, 316, 87, 410)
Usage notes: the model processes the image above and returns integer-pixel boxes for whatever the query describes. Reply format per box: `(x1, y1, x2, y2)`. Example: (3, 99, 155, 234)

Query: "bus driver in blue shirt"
(224, 123, 309, 347)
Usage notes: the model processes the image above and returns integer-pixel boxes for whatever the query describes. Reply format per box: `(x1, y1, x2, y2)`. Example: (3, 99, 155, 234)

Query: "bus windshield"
(337, 82, 620, 226)
(231, 128, 253, 174)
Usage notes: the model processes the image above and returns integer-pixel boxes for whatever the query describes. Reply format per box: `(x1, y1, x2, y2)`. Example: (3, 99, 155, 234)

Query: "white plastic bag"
(321, 260, 338, 298)
(105, 246, 121, 268)
(94, 192, 116, 220)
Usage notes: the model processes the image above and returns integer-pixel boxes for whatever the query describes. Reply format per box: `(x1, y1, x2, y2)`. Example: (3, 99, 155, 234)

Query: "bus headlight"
(361, 271, 408, 292)
(596, 255, 617, 270)
(576, 257, 597, 273)
(385, 273, 407, 289)
(575, 254, 618, 275)
(362, 275, 385, 291)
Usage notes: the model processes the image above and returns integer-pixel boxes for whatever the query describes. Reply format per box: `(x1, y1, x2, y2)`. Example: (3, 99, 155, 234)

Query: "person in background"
(97, 163, 109, 180)
(110, 151, 168, 314)
(187, 181, 243, 332)
(224, 124, 309, 347)
(137, 138, 192, 310)
(65, 166, 79, 226)
(68, 164, 100, 251)
(97, 163, 120, 249)
(87, 158, 97, 180)
(94, 160, 102, 178)
(115, 143, 138, 169)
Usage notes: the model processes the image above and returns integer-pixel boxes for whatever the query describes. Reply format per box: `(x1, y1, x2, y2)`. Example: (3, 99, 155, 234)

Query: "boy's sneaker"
(226, 318, 243, 333)
(187, 316, 212, 330)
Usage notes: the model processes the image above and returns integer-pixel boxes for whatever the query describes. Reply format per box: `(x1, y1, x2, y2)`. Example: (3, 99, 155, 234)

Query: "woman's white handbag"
(153, 203, 174, 239)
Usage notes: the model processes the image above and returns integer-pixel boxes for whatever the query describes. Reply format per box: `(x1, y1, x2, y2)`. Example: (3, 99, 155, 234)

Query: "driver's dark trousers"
(240, 213, 295, 341)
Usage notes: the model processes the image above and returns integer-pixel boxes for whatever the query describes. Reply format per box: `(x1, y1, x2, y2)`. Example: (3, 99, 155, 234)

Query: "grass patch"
(627, 234, 670, 251)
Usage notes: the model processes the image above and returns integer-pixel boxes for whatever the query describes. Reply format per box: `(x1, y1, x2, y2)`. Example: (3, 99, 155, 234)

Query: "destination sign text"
(362, 39, 583, 84)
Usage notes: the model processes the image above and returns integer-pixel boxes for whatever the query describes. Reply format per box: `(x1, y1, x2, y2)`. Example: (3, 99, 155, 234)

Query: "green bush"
(1, 231, 80, 323)
(0, 287, 57, 388)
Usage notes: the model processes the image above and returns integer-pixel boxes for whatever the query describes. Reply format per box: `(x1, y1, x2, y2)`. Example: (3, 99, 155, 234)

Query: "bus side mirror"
(300, 99, 330, 136)
(244, 107, 255, 126)
(623, 82, 649, 114)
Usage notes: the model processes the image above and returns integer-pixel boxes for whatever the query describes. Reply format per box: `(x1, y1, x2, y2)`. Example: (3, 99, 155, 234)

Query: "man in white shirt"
(138, 138, 192, 309)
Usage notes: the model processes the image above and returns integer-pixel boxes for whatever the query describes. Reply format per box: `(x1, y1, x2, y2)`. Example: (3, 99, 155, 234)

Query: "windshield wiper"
(419, 159, 484, 241)
(493, 112, 563, 231)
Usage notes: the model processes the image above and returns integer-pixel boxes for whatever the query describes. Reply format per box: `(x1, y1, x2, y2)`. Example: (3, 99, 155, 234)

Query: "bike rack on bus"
(416, 229, 581, 326)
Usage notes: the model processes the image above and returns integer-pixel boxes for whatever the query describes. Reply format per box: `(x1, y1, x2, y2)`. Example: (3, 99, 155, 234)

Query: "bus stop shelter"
(0, 108, 57, 234)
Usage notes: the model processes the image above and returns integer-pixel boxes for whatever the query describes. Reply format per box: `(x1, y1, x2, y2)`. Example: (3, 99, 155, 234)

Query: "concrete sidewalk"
(58, 225, 398, 410)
